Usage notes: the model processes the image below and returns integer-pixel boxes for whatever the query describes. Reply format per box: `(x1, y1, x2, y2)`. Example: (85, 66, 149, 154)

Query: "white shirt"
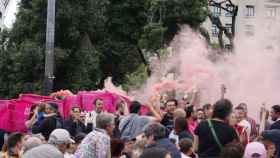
(181, 153, 191, 158)
(169, 130, 179, 144)
(238, 119, 251, 137)
(64, 152, 74, 158)
(85, 111, 102, 128)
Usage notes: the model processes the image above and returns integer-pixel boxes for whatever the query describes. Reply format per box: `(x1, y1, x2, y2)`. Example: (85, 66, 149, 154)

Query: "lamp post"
(43, 0, 56, 95)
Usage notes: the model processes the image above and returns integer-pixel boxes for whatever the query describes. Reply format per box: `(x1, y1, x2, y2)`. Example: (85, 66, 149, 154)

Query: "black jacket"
(63, 118, 87, 137)
(32, 115, 63, 140)
(270, 120, 280, 130)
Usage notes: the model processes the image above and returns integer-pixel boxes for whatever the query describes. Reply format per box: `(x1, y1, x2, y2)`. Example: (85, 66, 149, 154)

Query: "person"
(160, 99, 178, 134)
(23, 129, 74, 158)
(32, 103, 63, 140)
(111, 138, 125, 158)
(84, 98, 104, 128)
(185, 105, 198, 135)
(234, 105, 251, 142)
(179, 138, 194, 158)
(169, 109, 187, 143)
(26, 103, 57, 131)
(0, 133, 24, 158)
(0, 129, 5, 150)
(22, 136, 43, 154)
(169, 117, 193, 145)
(220, 142, 244, 158)
(143, 123, 181, 158)
(63, 107, 87, 137)
(270, 105, 280, 130)
(202, 103, 213, 119)
(74, 113, 115, 158)
(113, 100, 129, 138)
(229, 112, 248, 145)
(119, 101, 151, 140)
(139, 147, 171, 158)
(36, 103, 57, 125)
(261, 130, 280, 158)
(65, 133, 86, 158)
(121, 137, 136, 158)
(194, 99, 239, 158)
(238, 103, 258, 141)
(196, 108, 205, 123)
(260, 108, 271, 131)
(25, 104, 39, 131)
(174, 108, 187, 119)
(243, 142, 267, 158)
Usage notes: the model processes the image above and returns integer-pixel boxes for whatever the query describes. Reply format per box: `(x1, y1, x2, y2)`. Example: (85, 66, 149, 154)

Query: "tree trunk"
(137, 47, 151, 76)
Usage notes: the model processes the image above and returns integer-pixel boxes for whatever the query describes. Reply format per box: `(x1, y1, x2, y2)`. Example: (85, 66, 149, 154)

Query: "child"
(36, 103, 56, 125)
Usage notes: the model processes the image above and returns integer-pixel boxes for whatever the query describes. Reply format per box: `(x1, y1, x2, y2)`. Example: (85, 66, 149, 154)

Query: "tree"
(208, 0, 238, 49)
(0, 0, 208, 98)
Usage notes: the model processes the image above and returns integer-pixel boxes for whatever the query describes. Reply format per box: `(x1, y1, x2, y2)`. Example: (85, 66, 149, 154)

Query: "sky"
(3, 0, 20, 28)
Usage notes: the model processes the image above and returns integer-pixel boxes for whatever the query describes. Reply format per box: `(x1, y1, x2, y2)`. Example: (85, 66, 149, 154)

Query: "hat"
(23, 137, 43, 153)
(244, 142, 267, 158)
(48, 129, 75, 145)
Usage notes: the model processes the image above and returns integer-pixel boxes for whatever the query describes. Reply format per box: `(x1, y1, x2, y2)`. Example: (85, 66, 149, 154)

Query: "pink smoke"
(133, 25, 280, 119)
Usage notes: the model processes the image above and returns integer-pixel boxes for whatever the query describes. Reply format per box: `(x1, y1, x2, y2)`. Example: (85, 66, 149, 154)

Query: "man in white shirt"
(235, 105, 251, 137)
(85, 98, 104, 128)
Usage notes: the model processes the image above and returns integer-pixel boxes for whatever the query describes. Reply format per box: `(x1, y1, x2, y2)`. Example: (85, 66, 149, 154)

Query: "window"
(225, 5, 234, 17)
(2, 0, 9, 8)
(266, 7, 277, 17)
(225, 24, 232, 33)
(212, 6, 221, 17)
(212, 25, 219, 37)
(246, 5, 255, 17)
(245, 25, 254, 37)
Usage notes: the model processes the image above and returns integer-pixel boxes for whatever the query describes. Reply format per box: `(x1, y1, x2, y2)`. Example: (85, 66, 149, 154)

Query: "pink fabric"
(79, 92, 115, 112)
(0, 100, 11, 132)
(63, 95, 79, 119)
(19, 94, 52, 103)
(0, 91, 147, 132)
(187, 119, 198, 135)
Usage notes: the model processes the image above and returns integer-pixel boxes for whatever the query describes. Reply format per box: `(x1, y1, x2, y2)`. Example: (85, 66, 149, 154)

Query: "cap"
(244, 142, 267, 158)
(48, 129, 75, 145)
(23, 137, 43, 153)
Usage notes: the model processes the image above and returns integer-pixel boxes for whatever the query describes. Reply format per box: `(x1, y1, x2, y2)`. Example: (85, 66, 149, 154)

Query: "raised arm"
(146, 95, 163, 122)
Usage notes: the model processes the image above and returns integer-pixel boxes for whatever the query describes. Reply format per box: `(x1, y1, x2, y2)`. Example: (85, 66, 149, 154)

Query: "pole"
(43, 0, 56, 95)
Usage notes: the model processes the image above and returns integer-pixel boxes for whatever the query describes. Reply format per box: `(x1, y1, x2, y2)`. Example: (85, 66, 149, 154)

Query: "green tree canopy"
(0, 0, 207, 98)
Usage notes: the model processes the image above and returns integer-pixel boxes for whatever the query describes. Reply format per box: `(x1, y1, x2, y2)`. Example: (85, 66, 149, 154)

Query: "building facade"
(0, 0, 12, 29)
(205, 0, 280, 50)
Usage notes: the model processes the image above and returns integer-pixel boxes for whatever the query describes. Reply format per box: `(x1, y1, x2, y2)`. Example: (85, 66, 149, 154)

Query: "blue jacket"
(147, 138, 181, 158)
(262, 130, 280, 158)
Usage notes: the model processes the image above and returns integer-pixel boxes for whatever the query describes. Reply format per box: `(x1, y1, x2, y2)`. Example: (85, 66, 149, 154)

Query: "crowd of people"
(0, 95, 280, 158)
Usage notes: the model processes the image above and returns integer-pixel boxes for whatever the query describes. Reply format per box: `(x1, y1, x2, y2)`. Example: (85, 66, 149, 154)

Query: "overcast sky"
(3, 0, 20, 28)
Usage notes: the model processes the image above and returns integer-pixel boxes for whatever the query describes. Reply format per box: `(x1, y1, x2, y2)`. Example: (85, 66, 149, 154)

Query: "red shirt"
(234, 124, 249, 145)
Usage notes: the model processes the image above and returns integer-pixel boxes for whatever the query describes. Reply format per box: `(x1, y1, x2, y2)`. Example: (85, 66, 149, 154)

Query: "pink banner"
(0, 91, 149, 132)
